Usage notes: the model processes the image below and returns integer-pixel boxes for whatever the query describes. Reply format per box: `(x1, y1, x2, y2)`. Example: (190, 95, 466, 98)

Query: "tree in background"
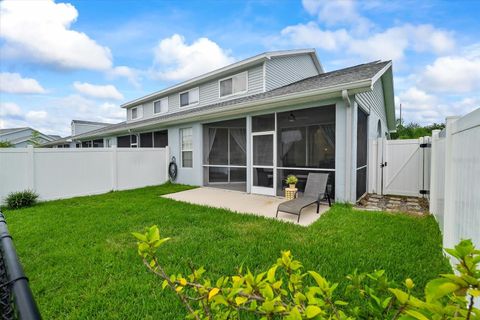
(0, 141, 13, 148)
(30, 130, 42, 147)
(391, 120, 445, 140)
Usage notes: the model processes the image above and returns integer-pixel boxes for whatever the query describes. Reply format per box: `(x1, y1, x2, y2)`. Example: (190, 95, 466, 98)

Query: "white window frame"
(218, 71, 248, 99)
(131, 107, 138, 119)
(153, 97, 169, 115)
(180, 128, 193, 168)
(179, 87, 199, 108)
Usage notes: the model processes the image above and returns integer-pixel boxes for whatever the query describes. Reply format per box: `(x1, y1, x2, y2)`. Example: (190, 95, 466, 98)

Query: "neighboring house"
(43, 49, 395, 203)
(45, 120, 113, 148)
(0, 127, 58, 147)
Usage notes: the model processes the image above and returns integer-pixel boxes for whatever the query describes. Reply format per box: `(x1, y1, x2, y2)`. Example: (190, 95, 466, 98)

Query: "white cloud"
(0, 72, 46, 94)
(396, 86, 479, 124)
(53, 95, 125, 124)
(280, 22, 455, 62)
(281, 22, 350, 51)
(73, 82, 124, 101)
(109, 66, 141, 87)
(153, 34, 235, 81)
(99, 102, 125, 121)
(0, 102, 22, 117)
(0, 102, 59, 134)
(302, 0, 372, 34)
(25, 110, 48, 122)
(0, 0, 112, 70)
(419, 55, 480, 93)
(0, 95, 126, 136)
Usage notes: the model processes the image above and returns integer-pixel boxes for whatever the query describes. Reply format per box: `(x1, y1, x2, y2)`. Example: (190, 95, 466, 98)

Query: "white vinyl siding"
(265, 54, 319, 91)
(219, 72, 248, 98)
(179, 87, 199, 108)
(138, 64, 264, 118)
(154, 97, 168, 114)
(180, 128, 193, 168)
(355, 79, 388, 133)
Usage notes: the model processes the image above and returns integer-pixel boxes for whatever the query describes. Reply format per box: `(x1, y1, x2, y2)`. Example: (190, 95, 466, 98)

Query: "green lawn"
(4, 184, 450, 319)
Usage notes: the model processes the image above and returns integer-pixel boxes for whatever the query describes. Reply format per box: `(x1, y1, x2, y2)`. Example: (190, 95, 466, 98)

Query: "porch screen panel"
(203, 118, 246, 189)
(276, 105, 336, 197)
(92, 139, 104, 148)
(140, 132, 153, 147)
(356, 108, 368, 199)
(153, 130, 168, 148)
(277, 106, 335, 169)
(117, 135, 130, 148)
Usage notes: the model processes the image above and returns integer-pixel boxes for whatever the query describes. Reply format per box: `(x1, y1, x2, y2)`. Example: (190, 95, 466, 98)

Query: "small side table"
(285, 187, 297, 200)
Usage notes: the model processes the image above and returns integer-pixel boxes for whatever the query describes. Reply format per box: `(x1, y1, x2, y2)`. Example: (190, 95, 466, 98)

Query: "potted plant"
(285, 175, 298, 189)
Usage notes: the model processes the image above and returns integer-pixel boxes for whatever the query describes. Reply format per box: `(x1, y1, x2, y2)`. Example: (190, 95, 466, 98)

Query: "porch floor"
(162, 187, 330, 226)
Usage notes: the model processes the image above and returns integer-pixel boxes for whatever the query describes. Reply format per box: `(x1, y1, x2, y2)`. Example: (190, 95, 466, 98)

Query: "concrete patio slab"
(162, 187, 330, 226)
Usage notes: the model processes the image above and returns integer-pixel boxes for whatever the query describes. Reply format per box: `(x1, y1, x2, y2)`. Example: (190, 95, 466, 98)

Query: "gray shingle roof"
(73, 60, 390, 139)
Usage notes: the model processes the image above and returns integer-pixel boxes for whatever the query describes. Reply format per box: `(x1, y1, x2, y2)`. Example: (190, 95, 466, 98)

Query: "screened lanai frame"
(201, 105, 337, 198)
(273, 105, 336, 197)
(202, 118, 247, 190)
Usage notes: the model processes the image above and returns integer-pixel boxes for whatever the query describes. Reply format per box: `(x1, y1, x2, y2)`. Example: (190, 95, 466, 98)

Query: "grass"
(4, 183, 450, 319)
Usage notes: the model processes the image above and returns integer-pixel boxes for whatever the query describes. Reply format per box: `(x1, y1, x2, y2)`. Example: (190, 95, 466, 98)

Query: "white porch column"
(343, 99, 357, 203)
(246, 115, 252, 194)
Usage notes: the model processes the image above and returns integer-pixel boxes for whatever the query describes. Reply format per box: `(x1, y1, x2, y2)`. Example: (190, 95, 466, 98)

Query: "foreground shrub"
(6, 190, 39, 209)
(134, 226, 479, 319)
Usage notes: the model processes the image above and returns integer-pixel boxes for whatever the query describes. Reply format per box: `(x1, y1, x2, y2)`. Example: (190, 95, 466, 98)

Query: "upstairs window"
(179, 88, 199, 107)
(219, 72, 247, 98)
(154, 97, 168, 114)
(131, 107, 138, 119)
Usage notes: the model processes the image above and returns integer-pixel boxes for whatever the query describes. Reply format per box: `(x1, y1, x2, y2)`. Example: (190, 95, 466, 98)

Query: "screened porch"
(202, 105, 337, 199)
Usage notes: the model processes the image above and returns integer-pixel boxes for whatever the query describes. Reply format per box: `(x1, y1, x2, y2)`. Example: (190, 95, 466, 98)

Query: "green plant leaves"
(133, 227, 480, 320)
(305, 305, 322, 318)
(425, 278, 460, 302)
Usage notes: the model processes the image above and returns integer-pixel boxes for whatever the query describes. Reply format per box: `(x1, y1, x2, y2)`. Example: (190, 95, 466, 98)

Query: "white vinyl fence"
(430, 108, 480, 248)
(0, 146, 169, 202)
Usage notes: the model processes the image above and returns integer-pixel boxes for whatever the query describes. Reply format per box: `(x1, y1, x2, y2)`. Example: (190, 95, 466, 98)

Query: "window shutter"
(233, 73, 247, 93)
(190, 88, 199, 104)
(161, 97, 168, 112)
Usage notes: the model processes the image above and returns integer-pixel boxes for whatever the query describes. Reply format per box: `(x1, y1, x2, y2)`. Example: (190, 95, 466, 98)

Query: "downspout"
(342, 89, 351, 108)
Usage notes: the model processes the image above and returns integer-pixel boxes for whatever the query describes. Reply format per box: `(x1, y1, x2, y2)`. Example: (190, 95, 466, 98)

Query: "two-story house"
(43, 49, 396, 203)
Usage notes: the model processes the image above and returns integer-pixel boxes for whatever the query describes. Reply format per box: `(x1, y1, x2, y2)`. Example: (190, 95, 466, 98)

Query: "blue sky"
(1, 0, 479, 136)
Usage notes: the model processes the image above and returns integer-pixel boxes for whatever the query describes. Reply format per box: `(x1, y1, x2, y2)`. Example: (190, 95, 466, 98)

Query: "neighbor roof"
(121, 49, 323, 108)
(0, 127, 29, 136)
(66, 60, 393, 141)
(71, 120, 112, 125)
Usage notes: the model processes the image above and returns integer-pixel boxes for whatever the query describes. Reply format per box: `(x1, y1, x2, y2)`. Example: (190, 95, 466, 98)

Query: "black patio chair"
(276, 173, 331, 223)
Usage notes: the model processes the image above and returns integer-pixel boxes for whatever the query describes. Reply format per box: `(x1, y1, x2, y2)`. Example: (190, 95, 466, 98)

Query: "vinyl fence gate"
(374, 137, 431, 197)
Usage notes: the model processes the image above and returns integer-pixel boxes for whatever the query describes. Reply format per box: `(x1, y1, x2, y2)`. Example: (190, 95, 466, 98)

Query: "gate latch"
(380, 162, 387, 168)
(420, 143, 431, 148)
